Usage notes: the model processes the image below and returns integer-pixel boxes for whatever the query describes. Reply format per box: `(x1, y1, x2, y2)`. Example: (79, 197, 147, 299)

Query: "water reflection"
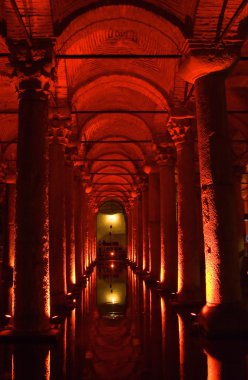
(97, 260, 126, 318)
(0, 261, 247, 379)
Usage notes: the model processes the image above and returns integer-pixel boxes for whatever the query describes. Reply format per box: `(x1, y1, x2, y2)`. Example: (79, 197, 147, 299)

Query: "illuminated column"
(136, 194, 143, 268)
(0, 181, 7, 325)
(65, 159, 76, 289)
(158, 146, 178, 290)
(204, 342, 247, 380)
(168, 117, 201, 302)
(81, 191, 88, 271)
(7, 183, 16, 316)
(233, 164, 245, 263)
(127, 206, 132, 261)
(49, 118, 68, 313)
(195, 72, 247, 333)
(141, 180, 149, 271)
(148, 165, 160, 280)
(14, 70, 51, 331)
(132, 199, 137, 263)
(74, 171, 83, 281)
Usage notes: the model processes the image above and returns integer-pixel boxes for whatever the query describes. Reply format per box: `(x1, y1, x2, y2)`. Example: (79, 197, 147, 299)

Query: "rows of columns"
(127, 69, 247, 333)
(0, 79, 97, 334)
(0, 46, 246, 336)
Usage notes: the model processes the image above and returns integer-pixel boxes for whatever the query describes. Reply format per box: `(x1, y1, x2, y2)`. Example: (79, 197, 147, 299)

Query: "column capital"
(9, 39, 55, 96)
(167, 116, 195, 145)
(156, 144, 176, 166)
(48, 116, 71, 145)
(179, 46, 240, 84)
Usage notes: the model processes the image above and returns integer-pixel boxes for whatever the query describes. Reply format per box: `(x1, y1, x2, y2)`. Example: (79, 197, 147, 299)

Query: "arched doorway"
(97, 200, 127, 260)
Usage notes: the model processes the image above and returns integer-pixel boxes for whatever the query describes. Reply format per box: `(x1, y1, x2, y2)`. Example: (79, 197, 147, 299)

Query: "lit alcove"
(96, 200, 127, 260)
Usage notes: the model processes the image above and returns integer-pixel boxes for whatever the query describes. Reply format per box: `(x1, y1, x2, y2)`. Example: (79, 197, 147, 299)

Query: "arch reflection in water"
(97, 260, 127, 318)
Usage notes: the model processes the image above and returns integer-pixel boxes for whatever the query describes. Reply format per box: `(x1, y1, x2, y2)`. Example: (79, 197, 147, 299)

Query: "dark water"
(0, 260, 247, 380)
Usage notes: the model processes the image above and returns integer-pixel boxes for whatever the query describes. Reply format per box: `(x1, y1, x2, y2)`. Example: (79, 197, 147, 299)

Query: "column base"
(199, 303, 248, 337)
(173, 288, 203, 306)
(0, 327, 61, 343)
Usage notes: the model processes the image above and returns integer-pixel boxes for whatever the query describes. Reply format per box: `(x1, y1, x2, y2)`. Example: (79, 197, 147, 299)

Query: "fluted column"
(14, 68, 52, 331)
(148, 164, 160, 280)
(168, 117, 201, 302)
(157, 146, 178, 290)
(195, 72, 247, 334)
(48, 119, 68, 314)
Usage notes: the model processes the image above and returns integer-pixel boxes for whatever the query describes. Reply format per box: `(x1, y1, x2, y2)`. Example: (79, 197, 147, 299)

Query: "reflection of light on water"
(110, 263, 114, 268)
(45, 350, 50, 379)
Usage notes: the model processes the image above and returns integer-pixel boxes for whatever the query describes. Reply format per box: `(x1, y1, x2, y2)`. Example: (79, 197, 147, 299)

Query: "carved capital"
(156, 145, 176, 166)
(167, 116, 195, 144)
(179, 47, 240, 83)
(48, 116, 71, 145)
(9, 39, 55, 96)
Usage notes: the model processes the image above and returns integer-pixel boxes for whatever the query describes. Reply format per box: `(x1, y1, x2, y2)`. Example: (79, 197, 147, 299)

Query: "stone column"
(0, 179, 7, 326)
(195, 72, 247, 334)
(168, 117, 201, 302)
(148, 164, 160, 281)
(127, 207, 132, 261)
(7, 183, 16, 316)
(158, 146, 178, 291)
(48, 119, 68, 314)
(65, 159, 76, 290)
(74, 172, 83, 282)
(14, 71, 51, 331)
(141, 180, 149, 271)
(233, 164, 246, 265)
(136, 194, 143, 269)
(131, 200, 137, 264)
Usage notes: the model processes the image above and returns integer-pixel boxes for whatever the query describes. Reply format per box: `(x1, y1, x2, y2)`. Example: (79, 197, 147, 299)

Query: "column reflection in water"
(66, 308, 76, 380)
(13, 344, 50, 380)
(0, 344, 12, 379)
(178, 312, 206, 380)
(161, 297, 180, 380)
(50, 320, 67, 380)
(204, 340, 247, 380)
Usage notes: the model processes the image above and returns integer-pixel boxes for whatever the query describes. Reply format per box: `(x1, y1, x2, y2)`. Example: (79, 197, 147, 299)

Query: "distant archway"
(97, 201, 127, 260)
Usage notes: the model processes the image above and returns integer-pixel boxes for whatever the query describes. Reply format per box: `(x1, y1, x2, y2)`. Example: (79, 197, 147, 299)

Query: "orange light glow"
(110, 263, 114, 268)
(110, 251, 115, 256)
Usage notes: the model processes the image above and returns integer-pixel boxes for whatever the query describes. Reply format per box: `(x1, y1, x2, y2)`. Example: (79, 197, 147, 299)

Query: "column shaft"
(195, 72, 247, 334)
(142, 185, 149, 271)
(49, 141, 67, 313)
(159, 162, 178, 290)
(14, 89, 50, 331)
(148, 169, 160, 280)
(65, 164, 76, 290)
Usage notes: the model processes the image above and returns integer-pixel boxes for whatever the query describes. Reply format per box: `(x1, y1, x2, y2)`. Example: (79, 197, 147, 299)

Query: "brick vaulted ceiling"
(0, 0, 248, 208)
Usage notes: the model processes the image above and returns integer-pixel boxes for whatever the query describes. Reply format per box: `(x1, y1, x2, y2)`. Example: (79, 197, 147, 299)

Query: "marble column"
(65, 161, 76, 290)
(74, 173, 83, 282)
(195, 72, 247, 334)
(148, 165, 161, 281)
(141, 181, 149, 271)
(158, 146, 178, 291)
(136, 194, 143, 268)
(7, 183, 16, 316)
(48, 122, 67, 314)
(14, 78, 50, 331)
(168, 117, 201, 302)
